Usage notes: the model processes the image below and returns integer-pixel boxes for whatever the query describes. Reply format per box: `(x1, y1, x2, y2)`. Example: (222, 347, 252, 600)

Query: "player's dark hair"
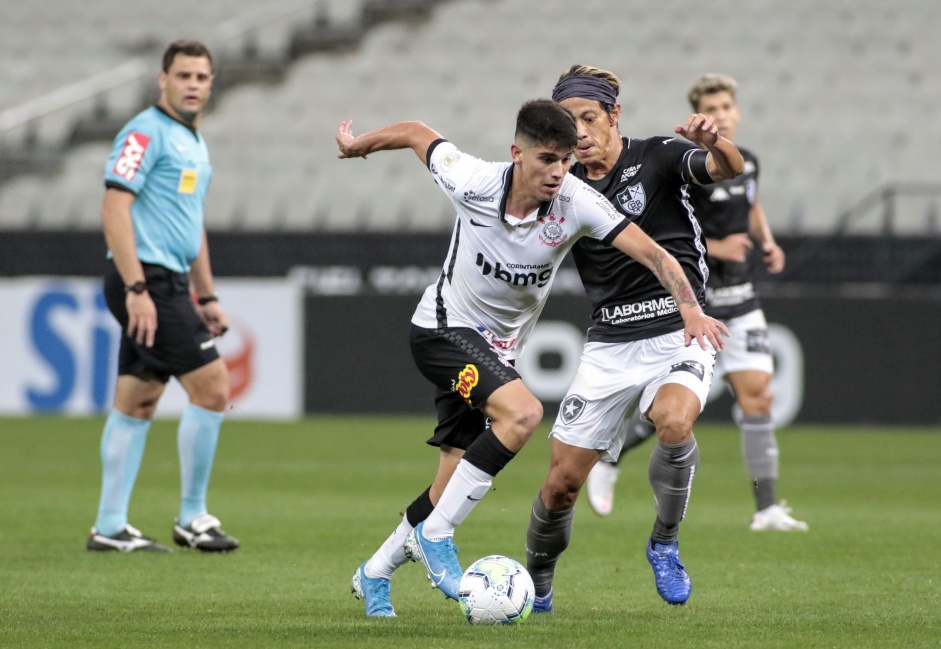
(515, 99, 577, 150)
(162, 39, 213, 72)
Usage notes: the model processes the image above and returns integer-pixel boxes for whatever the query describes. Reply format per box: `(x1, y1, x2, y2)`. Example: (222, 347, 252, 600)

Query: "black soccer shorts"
(103, 262, 220, 383)
(410, 325, 520, 450)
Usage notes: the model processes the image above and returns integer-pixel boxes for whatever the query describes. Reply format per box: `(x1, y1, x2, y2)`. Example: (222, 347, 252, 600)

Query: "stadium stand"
(0, 0, 939, 233)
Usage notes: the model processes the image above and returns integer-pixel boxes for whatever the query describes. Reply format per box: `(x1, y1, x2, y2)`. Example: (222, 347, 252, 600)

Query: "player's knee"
(652, 416, 692, 445)
(542, 469, 580, 510)
(739, 388, 772, 416)
(190, 381, 229, 412)
(513, 398, 543, 437)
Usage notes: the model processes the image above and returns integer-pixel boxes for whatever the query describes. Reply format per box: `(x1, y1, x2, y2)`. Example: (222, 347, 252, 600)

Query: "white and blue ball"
(458, 554, 535, 625)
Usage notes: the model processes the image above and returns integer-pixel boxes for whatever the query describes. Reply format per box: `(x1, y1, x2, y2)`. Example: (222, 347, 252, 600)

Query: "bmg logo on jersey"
(112, 131, 151, 182)
(475, 253, 553, 288)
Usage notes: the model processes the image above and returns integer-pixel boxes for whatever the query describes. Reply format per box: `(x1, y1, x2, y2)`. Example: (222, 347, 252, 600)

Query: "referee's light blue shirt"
(104, 106, 212, 274)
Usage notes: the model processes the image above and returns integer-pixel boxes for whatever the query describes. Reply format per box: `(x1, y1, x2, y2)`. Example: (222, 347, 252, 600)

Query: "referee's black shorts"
(103, 262, 220, 383)
(410, 325, 520, 450)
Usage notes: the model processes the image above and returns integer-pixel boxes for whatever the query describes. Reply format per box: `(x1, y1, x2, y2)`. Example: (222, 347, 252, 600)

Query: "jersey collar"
(498, 164, 554, 226)
(153, 105, 201, 141)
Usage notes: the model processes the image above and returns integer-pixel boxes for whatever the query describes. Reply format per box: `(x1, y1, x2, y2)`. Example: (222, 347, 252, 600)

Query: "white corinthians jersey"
(412, 140, 628, 360)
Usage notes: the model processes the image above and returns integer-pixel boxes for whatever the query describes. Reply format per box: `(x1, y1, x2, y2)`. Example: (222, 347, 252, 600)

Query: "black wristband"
(197, 294, 219, 305)
(124, 281, 147, 295)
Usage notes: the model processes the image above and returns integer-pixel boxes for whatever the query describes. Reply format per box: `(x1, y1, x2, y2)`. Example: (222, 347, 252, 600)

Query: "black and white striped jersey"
(568, 136, 711, 343)
(691, 147, 761, 320)
(411, 139, 629, 360)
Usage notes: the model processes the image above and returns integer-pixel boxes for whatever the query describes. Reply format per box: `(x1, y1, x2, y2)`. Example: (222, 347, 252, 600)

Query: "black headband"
(551, 74, 617, 106)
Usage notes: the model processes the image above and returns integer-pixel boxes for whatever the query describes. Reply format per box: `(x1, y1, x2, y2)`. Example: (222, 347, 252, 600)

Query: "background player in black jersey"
(585, 74, 808, 532)
(525, 65, 744, 610)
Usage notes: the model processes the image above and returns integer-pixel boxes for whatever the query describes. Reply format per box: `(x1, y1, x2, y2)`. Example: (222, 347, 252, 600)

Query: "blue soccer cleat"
(532, 588, 554, 613)
(351, 561, 396, 617)
(646, 538, 691, 604)
(403, 522, 462, 601)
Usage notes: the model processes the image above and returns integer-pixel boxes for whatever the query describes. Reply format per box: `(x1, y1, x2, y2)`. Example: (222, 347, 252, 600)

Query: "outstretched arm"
(610, 223, 729, 351)
(674, 113, 744, 181)
(336, 120, 442, 165)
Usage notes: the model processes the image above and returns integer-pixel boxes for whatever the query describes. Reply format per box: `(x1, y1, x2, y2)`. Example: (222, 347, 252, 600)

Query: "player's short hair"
(687, 73, 738, 111)
(556, 65, 621, 115)
(162, 39, 214, 73)
(515, 99, 577, 150)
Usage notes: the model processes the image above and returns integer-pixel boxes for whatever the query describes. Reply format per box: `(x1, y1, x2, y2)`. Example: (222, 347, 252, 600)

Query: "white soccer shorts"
(714, 309, 774, 378)
(550, 329, 717, 462)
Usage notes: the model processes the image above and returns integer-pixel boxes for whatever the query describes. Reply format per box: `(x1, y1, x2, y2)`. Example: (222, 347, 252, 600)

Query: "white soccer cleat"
(585, 461, 620, 517)
(749, 501, 809, 532)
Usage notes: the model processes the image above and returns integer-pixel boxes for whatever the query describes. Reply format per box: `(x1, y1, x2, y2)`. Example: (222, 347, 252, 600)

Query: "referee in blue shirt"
(87, 40, 238, 553)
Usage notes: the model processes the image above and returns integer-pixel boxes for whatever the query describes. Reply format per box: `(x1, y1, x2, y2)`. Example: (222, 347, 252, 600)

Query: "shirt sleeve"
(103, 121, 160, 194)
(426, 140, 491, 202)
(659, 138, 711, 185)
(572, 180, 630, 244)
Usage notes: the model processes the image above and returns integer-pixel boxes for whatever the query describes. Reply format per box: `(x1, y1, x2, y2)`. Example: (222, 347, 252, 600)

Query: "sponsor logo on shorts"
(112, 131, 151, 182)
(669, 360, 705, 381)
(456, 364, 479, 403)
(538, 214, 568, 247)
(560, 394, 587, 424)
(746, 328, 772, 355)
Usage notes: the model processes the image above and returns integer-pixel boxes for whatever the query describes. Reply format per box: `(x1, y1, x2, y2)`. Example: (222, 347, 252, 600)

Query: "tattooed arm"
(610, 223, 729, 350)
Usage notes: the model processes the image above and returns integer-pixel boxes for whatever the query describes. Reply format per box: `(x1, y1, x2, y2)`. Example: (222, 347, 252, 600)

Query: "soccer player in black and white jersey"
(335, 99, 728, 617)
(585, 74, 808, 533)
(524, 66, 745, 610)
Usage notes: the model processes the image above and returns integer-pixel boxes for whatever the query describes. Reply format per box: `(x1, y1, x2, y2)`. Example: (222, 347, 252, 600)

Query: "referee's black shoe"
(87, 524, 172, 553)
(172, 514, 240, 552)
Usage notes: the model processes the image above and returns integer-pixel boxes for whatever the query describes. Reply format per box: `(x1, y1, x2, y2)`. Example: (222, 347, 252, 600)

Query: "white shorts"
(714, 309, 774, 378)
(550, 329, 717, 462)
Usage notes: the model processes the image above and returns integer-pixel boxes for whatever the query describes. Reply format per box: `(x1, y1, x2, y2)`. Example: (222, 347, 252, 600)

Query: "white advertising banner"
(0, 277, 302, 419)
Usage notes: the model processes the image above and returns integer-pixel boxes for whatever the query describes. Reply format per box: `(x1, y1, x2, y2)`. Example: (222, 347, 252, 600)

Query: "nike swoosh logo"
(662, 138, 675, 145)
(466, 495, 482, 502)
(469, 218, 492, 227)
(428, 561, 447, 585)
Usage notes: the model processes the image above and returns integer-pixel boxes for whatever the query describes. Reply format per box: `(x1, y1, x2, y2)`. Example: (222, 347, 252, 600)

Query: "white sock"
(421, 460, 492, 541)
(365, 517, 413, 580)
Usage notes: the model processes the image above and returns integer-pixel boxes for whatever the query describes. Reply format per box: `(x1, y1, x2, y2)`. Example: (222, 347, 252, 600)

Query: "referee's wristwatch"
(124, 281, 147, 295)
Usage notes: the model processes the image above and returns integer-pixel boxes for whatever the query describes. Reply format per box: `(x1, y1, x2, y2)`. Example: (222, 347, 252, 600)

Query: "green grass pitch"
(1, 416, 939, 648)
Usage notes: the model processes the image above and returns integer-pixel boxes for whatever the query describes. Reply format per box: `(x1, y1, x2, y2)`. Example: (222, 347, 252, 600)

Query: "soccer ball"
(458, 554, 535, 625)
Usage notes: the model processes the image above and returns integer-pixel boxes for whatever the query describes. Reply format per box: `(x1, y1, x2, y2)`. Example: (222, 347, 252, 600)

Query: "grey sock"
(740, 414, 779, 510)
(525, 491, 575, 597)
(648, 436, 699, 544)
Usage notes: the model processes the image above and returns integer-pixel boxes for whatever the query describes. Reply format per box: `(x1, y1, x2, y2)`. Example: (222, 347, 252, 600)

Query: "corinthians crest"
(538, 214, 568, 247)
(616, 182, 646, 216)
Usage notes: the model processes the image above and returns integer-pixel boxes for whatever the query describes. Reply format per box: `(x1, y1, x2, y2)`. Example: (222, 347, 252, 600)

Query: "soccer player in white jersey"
(585, 74, 807, 532)
(524, 66, 745, 610)
(335, 99, 728, 617)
